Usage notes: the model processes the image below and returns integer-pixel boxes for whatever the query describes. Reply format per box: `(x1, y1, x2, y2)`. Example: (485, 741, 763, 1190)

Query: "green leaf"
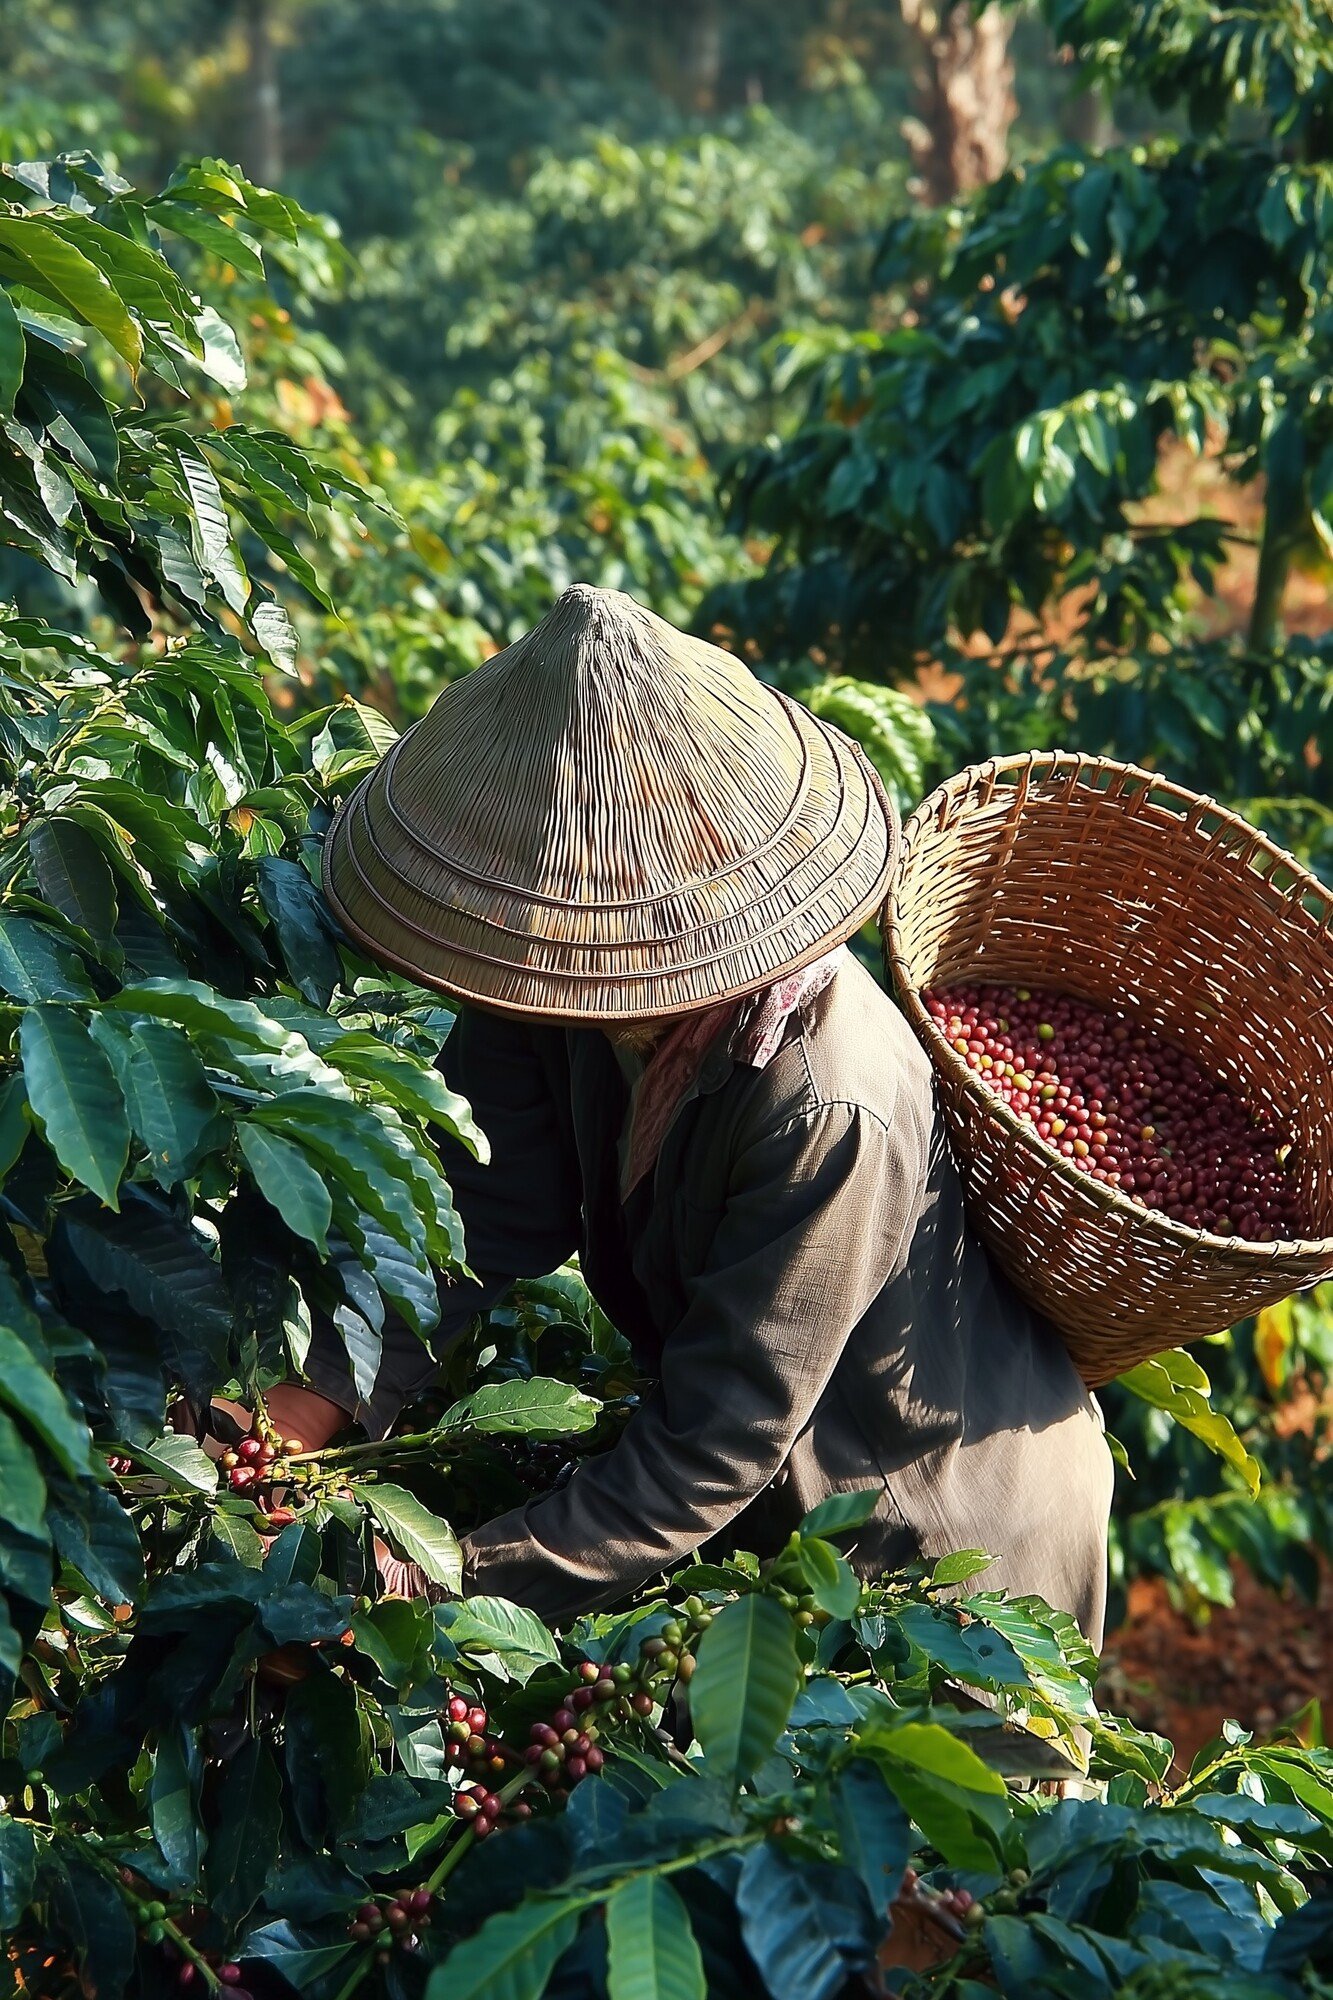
(0, 1408, 47, 1546)
(236, 1120, 333, 1253)
(321, 1031, 487, 1158)
(28, 819, 120, 958)
(438, 1377, 599, 1439)
(108, 978, 296, 1051)
(132, 1431, 219, 1495)
(150, 1721, 202, 1889)
(798, 1489, 879, 1540)
(21, 1003, 129, 1206)
(234, 1921, 356, 1991)
(736, 1847, 878, 2000)
(789, 1535, 861, 1619)
(89, 1015, 227, 1186)
(830, 1761, 910, 1921)
(869, 1720, 1008, 1797)
(426, 1896, 582, 2000)
(0, 285, 25, 420)
(436, 1596, 561, 1683)
(52, 1192, 232, 1401)
(176, 446, 248, 613)
(691, 1594, 801, 1785)
(208, 1738, 282, 1931)
(0, 1074, 30, 1178)
(247, 1093, 430, 1264)
(0, 217, 142, 371)
(929, 1550, 995, 1588)
(1119, 1354, 1261, 1495)
(606, 1875, 705, 2000)
(0, 1817, 39, 1931)
(0, 914, 96, 1002)
(255, 855, 341, 1006)
(367, 1483, 463, 1595)
(0, 1272, 96, 1478)
(251, 593, 297, 670)
(48, 1478, 143, 1604)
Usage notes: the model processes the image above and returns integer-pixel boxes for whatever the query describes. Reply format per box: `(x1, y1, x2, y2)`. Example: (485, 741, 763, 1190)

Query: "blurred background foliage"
(0, 0, 1329, 1675)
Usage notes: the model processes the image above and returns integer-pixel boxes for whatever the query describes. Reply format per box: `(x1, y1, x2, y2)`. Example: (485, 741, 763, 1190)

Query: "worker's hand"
(172, 1383, 352, 1458)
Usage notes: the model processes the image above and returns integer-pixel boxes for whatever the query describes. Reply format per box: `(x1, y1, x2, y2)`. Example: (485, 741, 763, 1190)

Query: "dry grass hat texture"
(324, 583, 900, 1020)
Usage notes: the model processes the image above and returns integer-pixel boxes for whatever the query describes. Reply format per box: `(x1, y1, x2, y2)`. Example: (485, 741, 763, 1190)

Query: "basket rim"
(882, 749, 1333, 1264)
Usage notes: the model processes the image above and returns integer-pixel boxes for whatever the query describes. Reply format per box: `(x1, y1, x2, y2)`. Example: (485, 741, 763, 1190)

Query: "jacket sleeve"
(461, 1097, 924, 1622)
(301, 1007, 581, 1436)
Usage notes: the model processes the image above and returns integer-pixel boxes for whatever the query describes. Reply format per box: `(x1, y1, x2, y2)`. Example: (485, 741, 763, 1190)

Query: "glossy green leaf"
(48, 1478, 143, 1604)
(28, 819, 121, 958)
(1119, 1354, 1261, 1496)
(208, 1738, 282, 1930)
(321, 1031, 487, 1157)
(830, 1760, 910, 1920)
(0, 1273, 96, 1478)
(255, 855, 341, 1006)
(437, 1596, 561, 1682)
(89, 1014, 227, 1186)
(803, 1538, 863, 1619)
(606, 1875, 705, 2000)
(237, 1120, 333, 1253)
(0, 217, 142, 371)
(367, 1483, 463, 1595)
(131, 1431, 219, 1495)
(691, 1593, 801, 1785)
(869, 1719, 1008, 1797)
(0, 286, 24, 419)
(736, 1847, 878, 2000)
(52, 1192, 232, 1400)
(929, 1549, 995, 1588)
(425, 1895, 582, 2000)
(0, 915, 96, 1003)
(0, 1074, 30, 1178)
(798, 1489, 879, 1540)
(176, 446, 248, 613)
(21, 1004, 129, 1206)
(150, 1720, 202, 1888)
(0, 1818, 39, 1931)
(438, 1377, 599, 1439)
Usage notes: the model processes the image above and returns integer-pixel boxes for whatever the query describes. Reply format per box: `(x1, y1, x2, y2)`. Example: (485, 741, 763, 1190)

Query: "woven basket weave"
(884, 752, 1333, 1384)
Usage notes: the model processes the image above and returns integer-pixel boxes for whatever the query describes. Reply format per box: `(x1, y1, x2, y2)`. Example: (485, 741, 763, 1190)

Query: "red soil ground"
(1099, 1556, 1332, 1772)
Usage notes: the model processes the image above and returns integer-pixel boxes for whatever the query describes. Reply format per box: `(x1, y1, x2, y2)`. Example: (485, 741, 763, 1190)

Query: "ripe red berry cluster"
(448, 1608, 714, 1841)
(347, 1887, 434, 1949)
(445, 1694, 506, 1777)
(901, 1863, 1030, 1932)
(926, 983, 1307, 1240)
(901, 1865, 980, 1928)
(218, 1428, 305, 1527)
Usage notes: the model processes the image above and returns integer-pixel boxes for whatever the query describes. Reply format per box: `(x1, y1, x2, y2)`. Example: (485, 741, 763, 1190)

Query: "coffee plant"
(0, 146, 1331, 2000)
(708, 0, 1333, 839)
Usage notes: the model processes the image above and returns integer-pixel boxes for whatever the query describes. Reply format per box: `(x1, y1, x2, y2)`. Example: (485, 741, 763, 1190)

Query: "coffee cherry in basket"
(924, 983, 1308, 1240)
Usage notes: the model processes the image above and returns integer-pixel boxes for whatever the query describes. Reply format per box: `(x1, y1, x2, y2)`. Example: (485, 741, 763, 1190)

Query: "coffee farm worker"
(289, 585, 1113, 1640)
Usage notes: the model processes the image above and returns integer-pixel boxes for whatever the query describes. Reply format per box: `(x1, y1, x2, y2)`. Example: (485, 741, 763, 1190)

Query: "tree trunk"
(680, 0, 723, 111)
(1248, 508, 1295, 655)
(900, 0, 1016, 204)
(244, 0, 284, 189)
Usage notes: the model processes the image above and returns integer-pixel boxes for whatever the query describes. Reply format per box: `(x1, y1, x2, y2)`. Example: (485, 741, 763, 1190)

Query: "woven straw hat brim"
(322, 586, 899, 1022)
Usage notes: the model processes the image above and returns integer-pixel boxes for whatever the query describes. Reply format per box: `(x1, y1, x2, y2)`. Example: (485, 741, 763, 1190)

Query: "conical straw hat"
(323, 584, 899, 1021)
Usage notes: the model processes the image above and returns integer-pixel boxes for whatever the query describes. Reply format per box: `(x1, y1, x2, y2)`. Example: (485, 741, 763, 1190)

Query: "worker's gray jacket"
(307, 954, 1114, 1640)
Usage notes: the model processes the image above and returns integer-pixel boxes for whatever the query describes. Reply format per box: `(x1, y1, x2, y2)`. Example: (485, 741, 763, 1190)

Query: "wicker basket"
(883, 752, 1333, 1384)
